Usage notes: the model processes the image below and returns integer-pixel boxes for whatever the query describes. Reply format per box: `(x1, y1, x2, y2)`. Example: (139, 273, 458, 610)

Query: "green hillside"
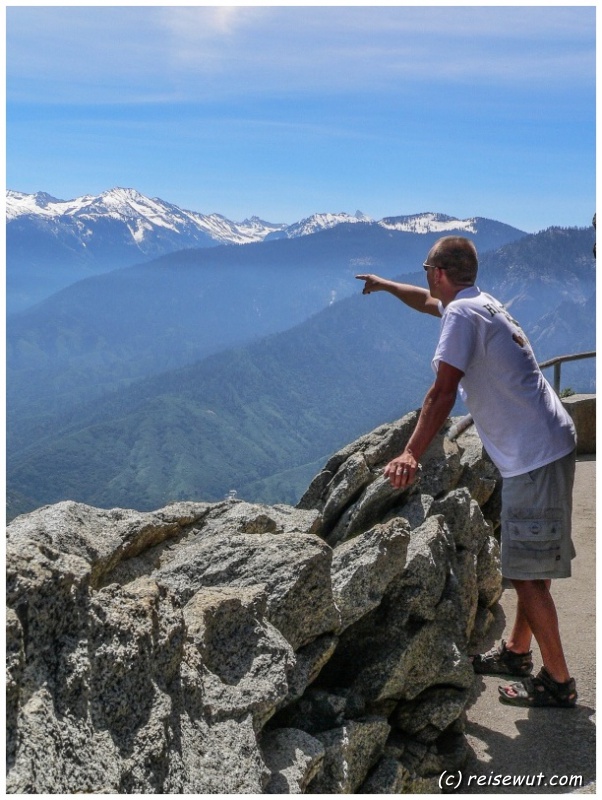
(8, 290, 439, 513)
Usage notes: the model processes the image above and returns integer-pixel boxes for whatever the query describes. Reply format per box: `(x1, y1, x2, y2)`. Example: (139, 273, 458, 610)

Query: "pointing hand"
(355, 274, 386, 294)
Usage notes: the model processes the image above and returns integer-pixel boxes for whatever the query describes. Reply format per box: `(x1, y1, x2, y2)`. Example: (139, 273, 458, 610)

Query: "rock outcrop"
(6, 412, 502, 794)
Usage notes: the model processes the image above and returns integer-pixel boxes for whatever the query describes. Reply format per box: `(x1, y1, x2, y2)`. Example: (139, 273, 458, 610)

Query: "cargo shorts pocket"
(505, 514, 563, 574)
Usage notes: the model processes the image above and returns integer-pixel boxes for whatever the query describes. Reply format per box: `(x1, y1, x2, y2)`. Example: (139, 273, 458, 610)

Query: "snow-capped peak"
(7, 189, 100, 221)
(280, 211, 374, 239)
(379, 212, 478, 234)
(6, 188, 287, 245)
(7, 190, 67, 221)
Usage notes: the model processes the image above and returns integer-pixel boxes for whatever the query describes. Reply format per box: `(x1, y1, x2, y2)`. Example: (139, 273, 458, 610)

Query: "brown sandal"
(471, 640, 533, 677)
(498, 667, 577, 708)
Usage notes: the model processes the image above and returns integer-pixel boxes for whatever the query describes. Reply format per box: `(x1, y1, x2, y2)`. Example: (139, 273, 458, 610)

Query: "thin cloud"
(7, 6, 595, 106)
(157, 6, 268, 41)
(155, 6, 271, 70)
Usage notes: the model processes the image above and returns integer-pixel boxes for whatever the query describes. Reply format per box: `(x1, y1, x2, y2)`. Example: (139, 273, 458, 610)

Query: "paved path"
(461, 456, 596, 794)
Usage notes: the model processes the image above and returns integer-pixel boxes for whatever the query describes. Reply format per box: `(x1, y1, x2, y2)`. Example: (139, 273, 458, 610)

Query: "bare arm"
(384, 361, 464, 488)
(356, 273, 441, 317)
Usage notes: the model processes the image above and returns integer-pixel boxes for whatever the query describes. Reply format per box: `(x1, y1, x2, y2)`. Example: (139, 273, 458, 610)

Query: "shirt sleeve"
(432, 306, 476, 374)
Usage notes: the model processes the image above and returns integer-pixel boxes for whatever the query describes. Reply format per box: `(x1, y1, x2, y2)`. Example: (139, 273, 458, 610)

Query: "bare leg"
(505, 578, 551, 654)
(505, 579, 570, 690)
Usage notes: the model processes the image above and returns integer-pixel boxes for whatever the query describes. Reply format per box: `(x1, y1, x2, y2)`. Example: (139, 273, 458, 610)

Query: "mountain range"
(6, 200, 595, 520)
(7, 215, 529, 435)
(7, 187, 524, 311)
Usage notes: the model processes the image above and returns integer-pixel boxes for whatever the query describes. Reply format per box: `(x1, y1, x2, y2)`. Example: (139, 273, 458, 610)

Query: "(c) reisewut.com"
(439, 769, 584, 791)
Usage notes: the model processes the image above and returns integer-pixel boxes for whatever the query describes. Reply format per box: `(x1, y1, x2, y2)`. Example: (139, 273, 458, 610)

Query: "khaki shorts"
(500, 450, 576, 580)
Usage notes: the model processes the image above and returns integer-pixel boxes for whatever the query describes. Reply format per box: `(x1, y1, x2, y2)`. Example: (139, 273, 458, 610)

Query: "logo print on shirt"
(484, 300, 530, 348)
(483, 302, 520, 326)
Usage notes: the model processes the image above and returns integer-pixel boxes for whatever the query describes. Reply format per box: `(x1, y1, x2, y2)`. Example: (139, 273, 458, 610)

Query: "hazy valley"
(6, 190, 596, 519)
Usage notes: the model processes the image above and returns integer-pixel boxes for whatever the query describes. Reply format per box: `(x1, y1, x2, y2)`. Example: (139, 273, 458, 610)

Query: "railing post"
(554, 362, 561, 395)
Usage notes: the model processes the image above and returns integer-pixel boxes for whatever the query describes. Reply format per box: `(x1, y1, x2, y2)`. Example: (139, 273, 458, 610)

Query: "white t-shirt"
(433, 286, 576, 477)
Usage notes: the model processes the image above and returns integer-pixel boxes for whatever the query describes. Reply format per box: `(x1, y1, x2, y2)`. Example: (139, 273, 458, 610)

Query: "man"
(356, 235, 578, 708)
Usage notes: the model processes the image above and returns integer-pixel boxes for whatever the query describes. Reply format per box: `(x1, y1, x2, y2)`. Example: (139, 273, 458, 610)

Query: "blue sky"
(5, 4, 597, 232)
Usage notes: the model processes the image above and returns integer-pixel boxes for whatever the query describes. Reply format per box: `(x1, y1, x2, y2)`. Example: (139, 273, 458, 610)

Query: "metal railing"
(538, 351, 596, 395)
(447, 350, 596, 441)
